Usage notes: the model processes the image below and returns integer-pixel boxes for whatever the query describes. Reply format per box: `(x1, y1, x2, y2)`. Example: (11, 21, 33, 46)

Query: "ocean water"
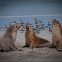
(0, 16, 62, 31)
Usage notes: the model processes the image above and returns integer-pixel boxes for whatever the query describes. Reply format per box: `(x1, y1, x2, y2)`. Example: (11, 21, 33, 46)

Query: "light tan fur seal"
(0, 23, 21, 52)
(51, 19, 62, 51)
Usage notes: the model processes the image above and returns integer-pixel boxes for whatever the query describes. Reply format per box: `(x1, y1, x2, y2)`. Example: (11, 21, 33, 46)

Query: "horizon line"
(0, 15, 62, 17)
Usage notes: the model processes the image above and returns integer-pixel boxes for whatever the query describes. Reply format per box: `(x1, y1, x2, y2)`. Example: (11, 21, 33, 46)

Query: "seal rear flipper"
(56, 42, 62, 52)
(37, 42, 52, 48)
(57, 49, 62, 52)
(49, 45, 56, 48)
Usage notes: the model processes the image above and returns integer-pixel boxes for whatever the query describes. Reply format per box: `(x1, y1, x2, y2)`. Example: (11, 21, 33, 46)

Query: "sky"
(0, 0, 62, 16)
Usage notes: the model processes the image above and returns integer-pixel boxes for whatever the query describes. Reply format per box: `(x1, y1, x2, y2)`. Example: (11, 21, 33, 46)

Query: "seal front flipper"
(10, 46, 23, 51)
(22, 45, 30, 47)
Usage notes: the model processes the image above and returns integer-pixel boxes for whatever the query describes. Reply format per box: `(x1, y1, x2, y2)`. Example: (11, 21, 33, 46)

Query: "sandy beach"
(0, 31, 62, 62)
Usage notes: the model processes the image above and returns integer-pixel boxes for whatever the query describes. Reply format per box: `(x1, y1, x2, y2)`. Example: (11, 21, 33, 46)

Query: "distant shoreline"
(0, 15, 62, 18)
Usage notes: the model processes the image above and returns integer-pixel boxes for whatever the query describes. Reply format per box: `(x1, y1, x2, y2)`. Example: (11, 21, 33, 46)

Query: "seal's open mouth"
(26, 26, 29, 30)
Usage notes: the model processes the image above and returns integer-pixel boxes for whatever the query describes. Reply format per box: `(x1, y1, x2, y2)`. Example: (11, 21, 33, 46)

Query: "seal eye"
(30, 26, 31, 28)
(57, 21, 59, 24)
(16, 26, 18, 28)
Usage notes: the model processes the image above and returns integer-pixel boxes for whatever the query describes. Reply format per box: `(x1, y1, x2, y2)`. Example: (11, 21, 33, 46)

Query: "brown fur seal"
(23, 25, 32, 47)
(24, 25, 51, 49)
(51, 19, 62, 51)
(0, 23, 21, 52)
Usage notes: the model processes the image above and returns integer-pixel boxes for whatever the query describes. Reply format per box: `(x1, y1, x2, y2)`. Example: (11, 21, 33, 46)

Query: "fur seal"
(51, 19, 62, 51)
(23, 25, 32, 47)
(24, 25, 51, 49)
(0, 23, 21, 52)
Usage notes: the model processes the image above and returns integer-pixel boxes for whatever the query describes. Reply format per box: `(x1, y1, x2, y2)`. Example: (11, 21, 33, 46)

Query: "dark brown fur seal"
(51, 19, 62, 51)
(0, 23, 21, 52)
